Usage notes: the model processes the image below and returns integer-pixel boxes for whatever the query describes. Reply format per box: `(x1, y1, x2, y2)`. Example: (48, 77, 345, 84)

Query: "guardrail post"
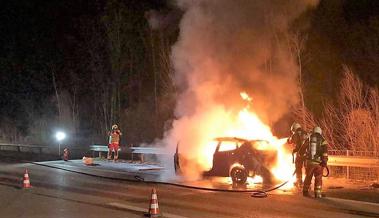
(141, 154, 144, 163)
(346, 150, 349, 179)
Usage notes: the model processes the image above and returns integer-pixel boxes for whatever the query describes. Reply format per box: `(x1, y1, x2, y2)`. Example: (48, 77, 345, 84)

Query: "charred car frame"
(175, 137, 277, 185)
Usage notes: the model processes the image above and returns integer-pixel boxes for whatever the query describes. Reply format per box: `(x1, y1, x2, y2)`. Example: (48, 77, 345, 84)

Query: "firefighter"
(63, 148, 69, 161)
(287, 122, 308, 187)
(302, 126, 328, 198)
(107, 124, 122, 161)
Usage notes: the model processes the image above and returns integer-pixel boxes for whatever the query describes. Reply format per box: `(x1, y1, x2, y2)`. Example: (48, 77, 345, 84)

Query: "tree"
(320, 67, 379, 153)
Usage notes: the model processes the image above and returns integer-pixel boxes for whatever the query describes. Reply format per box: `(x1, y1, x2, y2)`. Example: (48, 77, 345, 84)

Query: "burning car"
(175, 137, 277, 185)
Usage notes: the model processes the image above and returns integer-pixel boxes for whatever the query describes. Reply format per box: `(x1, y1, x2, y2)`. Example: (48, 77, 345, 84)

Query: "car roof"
(214, 137, 268, 144)
(214, 137, 248, 143)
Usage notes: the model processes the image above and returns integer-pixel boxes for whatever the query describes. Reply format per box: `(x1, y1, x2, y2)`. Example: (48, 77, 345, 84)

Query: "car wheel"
(230, 166, 248, 184)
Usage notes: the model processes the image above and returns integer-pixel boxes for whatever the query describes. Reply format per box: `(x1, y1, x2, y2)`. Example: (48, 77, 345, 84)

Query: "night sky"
(0, 0, 378, 145)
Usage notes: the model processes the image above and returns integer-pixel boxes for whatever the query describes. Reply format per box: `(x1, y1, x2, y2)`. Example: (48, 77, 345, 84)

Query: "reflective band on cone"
(148, 188, 160, 217)
(23, 169, 31, 189)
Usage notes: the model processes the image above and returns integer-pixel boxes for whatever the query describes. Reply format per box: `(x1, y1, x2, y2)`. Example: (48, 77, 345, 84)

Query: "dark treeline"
(0, 0, 179, 146)
(0, 0, 378, 148)
(292, 0, 379, 152)
(300, 0, 379, 114)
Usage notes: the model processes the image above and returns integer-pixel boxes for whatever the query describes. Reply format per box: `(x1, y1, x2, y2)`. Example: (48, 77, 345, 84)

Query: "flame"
(225, 175, 263, 185)
(192, 92, 295, 189)
(240, 92, 252, 102)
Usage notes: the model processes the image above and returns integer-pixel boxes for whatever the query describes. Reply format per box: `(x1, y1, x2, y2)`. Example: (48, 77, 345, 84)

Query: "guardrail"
(88, 145, 379, 166)
(129, 147, 167, 155)
(89, 145, 119, 158)
(328, 155, 379, 168)
(328, 149, 379, 168)
(89, 145, 168, 161)
(0, 143, 48, 154)
(327, 149, 379, 180)
(329, 149, 379, 157)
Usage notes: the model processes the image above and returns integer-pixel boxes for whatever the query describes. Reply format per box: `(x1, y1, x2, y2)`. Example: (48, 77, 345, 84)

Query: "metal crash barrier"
(89, 145, 167, 162)
(0, 143, 48, 154)
(328, 150, 379, 180)
(89, 145, 119, 158)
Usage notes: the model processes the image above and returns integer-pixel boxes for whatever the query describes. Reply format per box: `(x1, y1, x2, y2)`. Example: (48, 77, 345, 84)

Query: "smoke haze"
(159, 0, 319, 179)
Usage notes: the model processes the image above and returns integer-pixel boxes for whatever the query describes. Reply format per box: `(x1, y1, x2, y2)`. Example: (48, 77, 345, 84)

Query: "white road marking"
(107, 202, 188, 218)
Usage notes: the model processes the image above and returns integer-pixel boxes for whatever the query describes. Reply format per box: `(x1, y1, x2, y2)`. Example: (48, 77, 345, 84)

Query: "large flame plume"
(155, 0, 319, 184)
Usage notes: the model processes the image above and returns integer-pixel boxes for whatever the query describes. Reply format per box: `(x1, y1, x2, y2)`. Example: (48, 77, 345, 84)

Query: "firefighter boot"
(314, 186, 322, 198)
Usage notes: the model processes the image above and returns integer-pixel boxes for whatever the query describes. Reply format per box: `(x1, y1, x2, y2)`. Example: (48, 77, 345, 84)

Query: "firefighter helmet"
(112, 124, 118, 130)
(291, 122, 301, 133)
(313, 126, 322, 135)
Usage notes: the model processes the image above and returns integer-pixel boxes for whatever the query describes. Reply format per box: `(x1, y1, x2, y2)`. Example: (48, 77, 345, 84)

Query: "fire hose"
(323, 166, 330, 177)
(141, 171, 298, 198)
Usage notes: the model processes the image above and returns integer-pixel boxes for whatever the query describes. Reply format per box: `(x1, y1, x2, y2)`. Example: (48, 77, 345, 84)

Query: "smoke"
(158, 0, 319, 180)
(145, 9, 182, 31)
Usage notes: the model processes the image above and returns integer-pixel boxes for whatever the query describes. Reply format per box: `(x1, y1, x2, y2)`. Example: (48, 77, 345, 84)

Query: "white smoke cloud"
(159, 0, 319, 180)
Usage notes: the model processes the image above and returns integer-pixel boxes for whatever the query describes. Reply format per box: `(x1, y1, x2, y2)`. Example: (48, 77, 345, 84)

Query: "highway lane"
(1, 161, 379, 218)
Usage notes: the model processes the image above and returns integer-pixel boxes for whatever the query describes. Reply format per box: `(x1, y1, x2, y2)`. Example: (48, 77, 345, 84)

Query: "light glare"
(56, 131, 66, 141)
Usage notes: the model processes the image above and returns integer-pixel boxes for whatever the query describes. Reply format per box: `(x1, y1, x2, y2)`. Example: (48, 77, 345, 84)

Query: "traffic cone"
(23, 169, 31, 189)
(148, 188, 160, 217)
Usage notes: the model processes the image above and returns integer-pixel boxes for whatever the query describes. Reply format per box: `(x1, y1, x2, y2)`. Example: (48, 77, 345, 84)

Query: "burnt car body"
(203, 137, 276, 184)
(174, 137, 277, 184)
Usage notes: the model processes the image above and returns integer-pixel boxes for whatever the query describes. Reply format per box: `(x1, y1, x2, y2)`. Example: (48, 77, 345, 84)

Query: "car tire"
(230, 166, 248, 184)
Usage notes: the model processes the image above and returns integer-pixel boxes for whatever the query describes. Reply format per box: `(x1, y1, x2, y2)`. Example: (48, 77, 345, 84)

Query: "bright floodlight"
(56, 131, 66, 141)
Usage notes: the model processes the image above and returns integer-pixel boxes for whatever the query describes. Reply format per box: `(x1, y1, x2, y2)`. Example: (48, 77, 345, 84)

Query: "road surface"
(0, 159, 378, 218)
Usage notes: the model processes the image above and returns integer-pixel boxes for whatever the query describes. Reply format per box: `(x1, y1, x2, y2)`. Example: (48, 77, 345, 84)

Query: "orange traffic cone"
(23, 169, 31, 189)
(148, 188, 160, 217)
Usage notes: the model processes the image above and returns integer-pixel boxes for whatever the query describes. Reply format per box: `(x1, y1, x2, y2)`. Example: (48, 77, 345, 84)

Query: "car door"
(212, 141, 238, 176)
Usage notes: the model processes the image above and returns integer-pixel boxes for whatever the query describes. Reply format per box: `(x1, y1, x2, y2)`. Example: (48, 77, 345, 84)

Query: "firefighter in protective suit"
(107, 124, 122, 161)
(287, 122, 308, 187)
(302, 126, 328, 198)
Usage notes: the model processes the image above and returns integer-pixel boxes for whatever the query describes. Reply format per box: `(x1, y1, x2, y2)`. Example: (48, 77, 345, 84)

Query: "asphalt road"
(1, 160, 379, 218)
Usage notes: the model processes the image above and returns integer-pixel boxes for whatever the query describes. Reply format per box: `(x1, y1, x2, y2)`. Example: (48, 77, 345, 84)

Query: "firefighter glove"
(320, 161, 327, 167)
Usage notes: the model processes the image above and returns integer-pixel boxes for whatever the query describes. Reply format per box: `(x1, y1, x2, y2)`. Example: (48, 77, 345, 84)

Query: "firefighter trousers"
(295, 156, 304, 184)
(303, 163, 323, 197)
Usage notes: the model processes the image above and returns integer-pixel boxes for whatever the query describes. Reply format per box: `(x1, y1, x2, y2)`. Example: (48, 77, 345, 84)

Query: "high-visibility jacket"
(110, 130, 122, 143)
